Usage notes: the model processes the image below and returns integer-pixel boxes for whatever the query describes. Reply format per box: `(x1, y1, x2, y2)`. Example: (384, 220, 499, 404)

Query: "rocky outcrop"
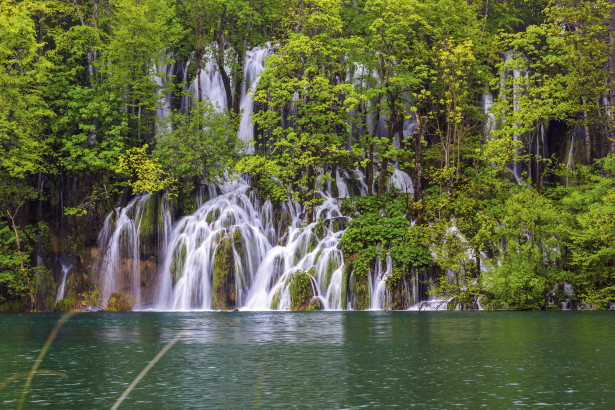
(212, 237, 237, 310)
(289, 269, 322, 311)
(105, 293, 133, 312)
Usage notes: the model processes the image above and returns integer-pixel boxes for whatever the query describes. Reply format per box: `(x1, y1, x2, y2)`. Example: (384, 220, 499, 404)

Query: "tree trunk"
(412, 112, 425, 224)
(7, 209, 35, 311)
(378, 157, 388, 196)
(197, 52, 203, 102)
(582, 97, 592, 164)
(330, 164, 338, 198)
(609, 0, 615, 153)
(367, 143, 374, 196)
(366, 106, 381, 196)
(232, 45, 247, 117)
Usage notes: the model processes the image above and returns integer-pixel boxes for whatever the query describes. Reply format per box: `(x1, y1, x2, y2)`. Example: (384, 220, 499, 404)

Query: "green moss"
(65, 270, 88, 300)
(269, 288, 282, 310)
(211, 238, 236, 310)
(137, 196, 157, 241)
(289, 270, 315, 311)
(34, 267, 56, 311)
(307, 232, 319, 254)
(233, 227, 243, 244)
(105, 293, 132, 312)
(0, 298, 29, 312)
(341, 256, 352, 309)
(54, 296, 79, 312)
(206, 208, 220, 224)
(313, 218, 325, 240)
(332, 218, 344, 233)
(170, 243, 187, 283)
(322, 257, 339, 290)
(349, 268, 370, 310)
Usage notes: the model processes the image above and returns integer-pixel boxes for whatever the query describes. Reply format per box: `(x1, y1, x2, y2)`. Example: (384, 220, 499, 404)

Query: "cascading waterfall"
(96, 44, 433, 311)
(369, 255, 393, 310)
(97, 195, 153, 305)
(151, 177, 349, 311)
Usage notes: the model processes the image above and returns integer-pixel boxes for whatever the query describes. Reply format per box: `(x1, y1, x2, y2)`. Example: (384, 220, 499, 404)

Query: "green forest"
(1, 0, 615, 312)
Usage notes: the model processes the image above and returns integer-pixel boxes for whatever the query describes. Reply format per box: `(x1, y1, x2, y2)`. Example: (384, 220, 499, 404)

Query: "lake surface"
(1, 312, 614, 408)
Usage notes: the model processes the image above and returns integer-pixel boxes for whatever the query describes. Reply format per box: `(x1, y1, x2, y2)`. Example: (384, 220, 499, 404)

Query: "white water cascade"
(55, 259, 73, 301)
(96, 45, 432, 311)
(150, 178, 348, 310)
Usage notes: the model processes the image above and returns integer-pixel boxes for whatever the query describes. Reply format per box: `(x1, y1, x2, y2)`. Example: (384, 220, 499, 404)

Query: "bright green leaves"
(117, 145, 177, 197)
(154, 98, 242, 195)
(340, 194, 432, 284)
(244, 0, 354, 205)
(0, 0, 55, 178)
(103, 0, 179, 115)
(118, 99, 242, 198)
(485, 187, 564, 310)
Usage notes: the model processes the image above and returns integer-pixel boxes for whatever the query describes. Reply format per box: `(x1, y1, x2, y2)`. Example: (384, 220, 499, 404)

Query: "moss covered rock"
(308, 297, 324, 311)
(212, 238, 236, 310)
(349, 268, 370, 310)
(289, 269, 316, 311)
(269, 288, 282, 310)
(341, 256, 353, 310)
(105, 293, 132, 312)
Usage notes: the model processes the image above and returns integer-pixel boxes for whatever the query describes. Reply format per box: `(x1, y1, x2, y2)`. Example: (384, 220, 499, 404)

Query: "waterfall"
(369, 255, 392, 310)
(55, 258, 73, 301)
(96, 195, 155, 306)
(150, 177, 348, 311)
(96, 44, 431, 311)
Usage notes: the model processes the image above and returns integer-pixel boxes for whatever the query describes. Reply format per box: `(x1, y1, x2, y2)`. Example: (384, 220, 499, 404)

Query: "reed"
(112, 313, 267, 409)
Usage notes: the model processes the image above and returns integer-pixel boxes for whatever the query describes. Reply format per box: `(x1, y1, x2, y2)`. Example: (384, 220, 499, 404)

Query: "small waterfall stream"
(55, 259, 73, 301)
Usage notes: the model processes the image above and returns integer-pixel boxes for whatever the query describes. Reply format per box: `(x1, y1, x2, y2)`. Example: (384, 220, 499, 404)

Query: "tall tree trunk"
(412, 112, 425, 224)
(367, 143, 374, 196)
(232, 45, 246, 117)
(378, 157, 388, 196)
(366, 106, 381, 196)
(609, 0, 615, 153)
(582, 97, 592, 164)
(330, 164, 338, 198)
(196, 51, 203, 102)
(215, 6, 234, 113)
(7, 209, 35, 311)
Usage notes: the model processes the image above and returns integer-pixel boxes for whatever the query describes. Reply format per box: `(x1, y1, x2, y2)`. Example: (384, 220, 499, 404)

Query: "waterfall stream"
(95, 45, 433, 311)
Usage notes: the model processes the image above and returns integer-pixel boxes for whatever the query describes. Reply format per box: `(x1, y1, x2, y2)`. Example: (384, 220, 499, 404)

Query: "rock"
(348, 265, 370, 310)
(211, 238, 236, 310)
(105, 293, 132, 312)
(289, 269, 319, 311)
(269, 288, 282, 310)
(308, 297, 324, 311)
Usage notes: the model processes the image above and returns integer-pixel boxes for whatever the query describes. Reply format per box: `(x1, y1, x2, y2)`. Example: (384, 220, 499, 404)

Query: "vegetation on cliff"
(1, 0, 615, 310)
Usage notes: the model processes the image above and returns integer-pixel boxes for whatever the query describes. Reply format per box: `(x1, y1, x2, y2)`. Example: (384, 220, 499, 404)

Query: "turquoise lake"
(1, 312, 614, 408)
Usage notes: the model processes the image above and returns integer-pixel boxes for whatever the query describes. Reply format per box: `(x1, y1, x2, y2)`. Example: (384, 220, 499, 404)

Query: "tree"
(0, 0, 55, 178)
(240, 0, 356, 209)
(154, 98, 242, 195)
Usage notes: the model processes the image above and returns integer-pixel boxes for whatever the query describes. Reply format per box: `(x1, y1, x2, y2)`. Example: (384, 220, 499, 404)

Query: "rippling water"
(1, 312, 615, 408)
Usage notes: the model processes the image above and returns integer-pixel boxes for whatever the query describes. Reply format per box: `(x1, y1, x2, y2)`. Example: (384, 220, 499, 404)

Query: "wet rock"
(269, 288, 282, 310)
(212, 238, 237, 310)
(308, 297, 324, 311)
(289, 269, 316, 311)
(347, 256, 369, 311)
(105, 293, 132, 312)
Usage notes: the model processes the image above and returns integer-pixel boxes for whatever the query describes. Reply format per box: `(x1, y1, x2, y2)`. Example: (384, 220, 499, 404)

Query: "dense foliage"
(1, 0, 615, 310)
